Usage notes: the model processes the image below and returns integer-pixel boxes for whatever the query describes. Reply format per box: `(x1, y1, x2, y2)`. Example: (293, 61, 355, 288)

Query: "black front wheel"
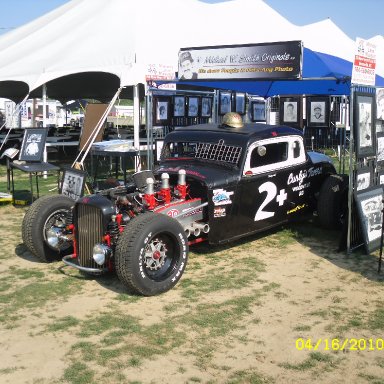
(22, 194, 74, 262)
(115, 213, 189, 296)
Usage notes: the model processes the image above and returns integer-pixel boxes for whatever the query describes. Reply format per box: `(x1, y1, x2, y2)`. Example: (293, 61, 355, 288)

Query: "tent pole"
(17, 105, 22, 128)
(133, 84, 140, 171)
(213, 90, 218, 124)
(32, 98, 37, 127)
(42, 84, 47, 129)
(145, 89, 154, 169)
(346, 86, 355, 254)
(42, 84, 48, 179)
(146, 88, 154, 170)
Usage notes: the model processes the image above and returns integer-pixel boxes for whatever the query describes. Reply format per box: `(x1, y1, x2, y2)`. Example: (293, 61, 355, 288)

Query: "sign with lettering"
(351, 37, 377, 86)
(178, 41, 302, 81)
(146, 63, 176, 90)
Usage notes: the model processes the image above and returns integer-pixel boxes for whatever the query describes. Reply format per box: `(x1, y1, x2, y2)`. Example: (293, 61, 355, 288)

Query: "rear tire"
(115, 213, 189, 296)
(22, 195, 74, 262)
(317, 174, 349, 230)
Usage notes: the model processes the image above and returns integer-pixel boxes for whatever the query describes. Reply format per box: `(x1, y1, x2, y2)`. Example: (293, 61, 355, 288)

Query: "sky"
(0, 0, 382, 40)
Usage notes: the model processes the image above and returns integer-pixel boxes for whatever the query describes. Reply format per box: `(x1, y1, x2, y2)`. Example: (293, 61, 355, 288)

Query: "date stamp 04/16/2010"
(296, 338, 384, 352)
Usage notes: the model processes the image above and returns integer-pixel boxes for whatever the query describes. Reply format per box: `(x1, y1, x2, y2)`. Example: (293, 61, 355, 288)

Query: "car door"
(228, 135, 312, 238)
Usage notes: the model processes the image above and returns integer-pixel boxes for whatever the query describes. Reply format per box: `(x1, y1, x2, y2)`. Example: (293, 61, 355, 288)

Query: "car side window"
(243, 135, 306, 176)
(250, 142, 288, 168)
(293, 140, 301, 158)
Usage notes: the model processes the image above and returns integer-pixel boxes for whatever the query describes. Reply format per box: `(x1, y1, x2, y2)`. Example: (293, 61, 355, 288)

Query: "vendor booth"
(0, 0, 381, 158)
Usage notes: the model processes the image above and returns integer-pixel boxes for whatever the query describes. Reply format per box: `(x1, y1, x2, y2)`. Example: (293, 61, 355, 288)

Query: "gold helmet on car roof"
(222, 112, 244, 128)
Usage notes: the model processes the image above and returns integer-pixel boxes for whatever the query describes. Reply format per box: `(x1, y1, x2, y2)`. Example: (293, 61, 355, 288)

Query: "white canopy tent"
(0, 0, 358, 89)
(0, 0, 365, 153)
(369, 35, 384, 78)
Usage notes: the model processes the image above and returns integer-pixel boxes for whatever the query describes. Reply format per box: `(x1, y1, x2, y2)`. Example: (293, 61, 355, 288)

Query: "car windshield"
(162, 140, 243, 166)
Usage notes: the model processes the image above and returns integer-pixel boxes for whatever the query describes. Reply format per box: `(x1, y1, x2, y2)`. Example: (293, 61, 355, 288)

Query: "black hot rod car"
(21, 121, 347, 295)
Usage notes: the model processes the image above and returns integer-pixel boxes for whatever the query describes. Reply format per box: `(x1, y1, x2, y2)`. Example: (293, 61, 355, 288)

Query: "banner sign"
(146, 63, 176, 90)
(178, 41, 302, 81)
(4, 100, 16, 128)
(351, 37, 376, 86)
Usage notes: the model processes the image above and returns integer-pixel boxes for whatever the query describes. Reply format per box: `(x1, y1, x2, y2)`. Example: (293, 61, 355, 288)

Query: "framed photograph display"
(235, 92, 246, 115)
(187, 96, 199, 117)
(306, 97, 329, 127)
(219, 91, 232, 115)
(155, 140, 164, 162)
(19, 128, 48, 162)
(279, 97, 302, 128)
(201, 96, 213, 118)
(356, 167, 371, 191)
(173, 95, 186, 117)
(60, 167, 86, 200)
(376, 87, 384, 120)
(330, 97, 341, 123)
(251, 100, 266, 122)
(153, 96, 171, 125)
(355, 186, 384, 254)
(377, 121, 384, 135)
(354, 91, 375, 158)
(378, 170, 384, 186)
(377, 131, 384, 165)
(0, 147, 19, 160)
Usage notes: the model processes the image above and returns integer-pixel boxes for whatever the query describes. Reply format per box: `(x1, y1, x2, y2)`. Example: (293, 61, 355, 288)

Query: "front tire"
(22, 194, 74, 262)
(115, 213, 189, 296)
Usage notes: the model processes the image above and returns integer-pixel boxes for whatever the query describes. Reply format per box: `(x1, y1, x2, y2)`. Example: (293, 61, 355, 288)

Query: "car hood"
(156, 161, 240, 189)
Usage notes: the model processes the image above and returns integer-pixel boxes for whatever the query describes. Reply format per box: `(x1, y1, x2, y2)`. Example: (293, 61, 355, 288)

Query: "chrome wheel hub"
(144, 238, 167, 270)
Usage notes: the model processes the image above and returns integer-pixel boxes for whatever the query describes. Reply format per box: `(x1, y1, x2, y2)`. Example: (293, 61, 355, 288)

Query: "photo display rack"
(151, 89, 216, 128)
(346, 85, 384, 266)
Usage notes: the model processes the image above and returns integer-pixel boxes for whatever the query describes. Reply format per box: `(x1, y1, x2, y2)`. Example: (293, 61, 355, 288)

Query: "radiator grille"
(75, 204, 104, 269)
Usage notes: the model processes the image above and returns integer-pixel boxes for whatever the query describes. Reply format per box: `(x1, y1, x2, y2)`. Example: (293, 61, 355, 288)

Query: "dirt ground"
(0, 203, 384, 384)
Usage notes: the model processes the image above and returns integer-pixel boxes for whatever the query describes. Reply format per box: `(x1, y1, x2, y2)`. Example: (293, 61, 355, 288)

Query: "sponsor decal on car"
(167, 209, 179, 218)
(287, 167, 322, 195)
(212, 189, 234, 206)
(287, 167, 322, 186)
(287, 204, 306, 215)
(214, 207, 226, 218)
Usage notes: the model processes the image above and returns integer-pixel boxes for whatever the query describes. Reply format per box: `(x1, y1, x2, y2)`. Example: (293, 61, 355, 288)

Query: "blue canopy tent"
(161, 47, 384, 97)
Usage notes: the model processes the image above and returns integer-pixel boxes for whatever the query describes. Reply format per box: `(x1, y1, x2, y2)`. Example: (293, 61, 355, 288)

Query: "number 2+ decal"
(254, 181, 276, 221)
(254, 181, 287, 221)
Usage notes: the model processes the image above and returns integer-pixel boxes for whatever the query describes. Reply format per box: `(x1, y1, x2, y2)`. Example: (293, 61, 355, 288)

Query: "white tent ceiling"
(369, 35, 384, 79)
(0, 0, 369, 102)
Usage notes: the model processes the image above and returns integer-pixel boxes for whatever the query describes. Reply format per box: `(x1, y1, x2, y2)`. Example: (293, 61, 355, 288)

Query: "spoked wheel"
(115, 212, 189, 296)
(22, 195, 74, 262)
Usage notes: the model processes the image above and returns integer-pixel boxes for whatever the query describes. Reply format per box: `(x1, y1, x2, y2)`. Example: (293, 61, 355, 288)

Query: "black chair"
(10, 128, 60, 204)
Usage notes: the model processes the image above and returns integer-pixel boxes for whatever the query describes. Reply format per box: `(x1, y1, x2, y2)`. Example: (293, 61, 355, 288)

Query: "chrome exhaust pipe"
(193, 226, 201, 237)
(184, 222, 210, 238)
(193, 222, 210, 233)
